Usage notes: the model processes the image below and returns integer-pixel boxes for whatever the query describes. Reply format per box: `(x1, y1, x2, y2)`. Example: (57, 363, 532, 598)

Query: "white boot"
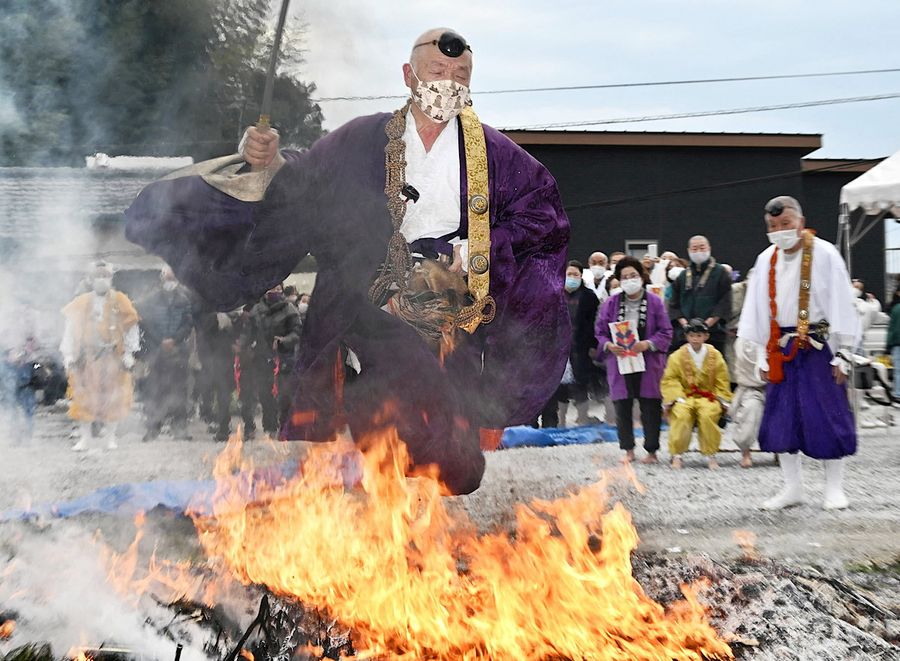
(72, 422, 92, 452)
(557, 402, 570, 428)
(761, 452, 805, 509)
(823, 459, 849, 510)
(100, 424, 118, 450)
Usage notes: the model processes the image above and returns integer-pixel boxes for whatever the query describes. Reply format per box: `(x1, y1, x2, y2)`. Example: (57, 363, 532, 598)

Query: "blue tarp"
(500, 422, 633, 449)
(1, 480, 218, 522)
(2, 424, 648, 521)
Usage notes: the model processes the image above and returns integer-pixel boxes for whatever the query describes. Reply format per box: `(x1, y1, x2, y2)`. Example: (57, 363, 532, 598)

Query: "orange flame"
(0, 619, 14, 639)
(192, 429, 733, 660)
(101, 511, 235, 607)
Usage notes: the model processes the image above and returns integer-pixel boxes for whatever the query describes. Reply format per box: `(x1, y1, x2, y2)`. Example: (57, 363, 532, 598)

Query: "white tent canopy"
(840, 149, 900, 216)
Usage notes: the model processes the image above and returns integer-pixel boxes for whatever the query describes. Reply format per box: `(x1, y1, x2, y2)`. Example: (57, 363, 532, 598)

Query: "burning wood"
(184, 430, 734, 660)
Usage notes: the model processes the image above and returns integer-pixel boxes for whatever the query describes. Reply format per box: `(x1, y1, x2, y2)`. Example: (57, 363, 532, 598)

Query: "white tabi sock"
(557, 401, 570, 428)
(72, 422, 92, 452)
(823, 458, 849, 510)
(761, 452, 805, 510)
(100, 424, 118, 450)
(574, 400, 591, 426)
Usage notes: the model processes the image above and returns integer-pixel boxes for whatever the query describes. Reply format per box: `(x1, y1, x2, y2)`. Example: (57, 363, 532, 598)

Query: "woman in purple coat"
(596, 256, 673, 463)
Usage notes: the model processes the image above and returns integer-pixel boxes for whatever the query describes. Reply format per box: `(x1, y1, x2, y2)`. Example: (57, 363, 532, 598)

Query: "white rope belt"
(778, 332, 824, 350)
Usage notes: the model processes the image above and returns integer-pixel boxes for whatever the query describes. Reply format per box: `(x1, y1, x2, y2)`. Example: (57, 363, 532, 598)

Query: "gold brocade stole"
(766, 229, 815, 382)
(680, 345, 718, 393)
(455, 106, 496, 334)
(372, 104, 496, 336)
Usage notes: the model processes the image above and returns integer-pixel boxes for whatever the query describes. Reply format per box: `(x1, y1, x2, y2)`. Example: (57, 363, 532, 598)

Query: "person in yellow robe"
(662, 318, 732, 469)
(60, 262, 140, 451)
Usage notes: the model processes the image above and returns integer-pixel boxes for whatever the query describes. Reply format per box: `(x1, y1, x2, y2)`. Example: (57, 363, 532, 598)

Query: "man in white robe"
(738, 196, 858, 510)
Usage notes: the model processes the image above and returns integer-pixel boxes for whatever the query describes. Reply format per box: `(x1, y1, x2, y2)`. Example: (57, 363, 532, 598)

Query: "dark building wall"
(518, 143, 814, 278)
(802, 171, 888, 302)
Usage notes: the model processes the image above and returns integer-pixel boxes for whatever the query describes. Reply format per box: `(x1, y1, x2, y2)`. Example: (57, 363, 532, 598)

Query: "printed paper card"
(609, 320, 646, 374)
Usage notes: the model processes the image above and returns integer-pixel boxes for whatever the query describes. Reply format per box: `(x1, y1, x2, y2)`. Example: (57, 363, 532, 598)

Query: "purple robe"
(595, 292, 672, 400)
(125, 112, 570, 495)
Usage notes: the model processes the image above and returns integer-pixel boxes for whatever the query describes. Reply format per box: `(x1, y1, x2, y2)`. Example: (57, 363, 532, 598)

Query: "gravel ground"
(3, 405, 897, 565)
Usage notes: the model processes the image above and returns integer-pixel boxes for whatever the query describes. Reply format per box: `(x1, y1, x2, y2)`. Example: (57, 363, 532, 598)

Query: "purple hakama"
(759, 332, 857, 459)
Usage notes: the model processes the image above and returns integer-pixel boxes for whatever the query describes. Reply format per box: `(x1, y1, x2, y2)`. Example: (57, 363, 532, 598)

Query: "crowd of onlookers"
(0, 263, 311, 449)
(540, 237, 900, 469)
(2, 244, 899, 454)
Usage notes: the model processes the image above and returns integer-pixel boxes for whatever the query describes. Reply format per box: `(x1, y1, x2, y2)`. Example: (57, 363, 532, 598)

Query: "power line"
(310, 66, 900, 102)
(563, 159, 883, 213)
(505, 92, 900, 130)
(69, 91, 900, 151)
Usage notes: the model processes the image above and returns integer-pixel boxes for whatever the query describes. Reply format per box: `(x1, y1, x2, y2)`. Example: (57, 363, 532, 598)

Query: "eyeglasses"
(764, 199, 798, 217)
(413, 31, 472, 58)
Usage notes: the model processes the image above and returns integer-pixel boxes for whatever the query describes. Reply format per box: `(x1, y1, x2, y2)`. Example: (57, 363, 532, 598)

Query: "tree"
(0, 0, 323, 165)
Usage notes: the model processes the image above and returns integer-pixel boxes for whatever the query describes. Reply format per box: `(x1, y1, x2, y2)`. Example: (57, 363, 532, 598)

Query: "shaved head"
(405, 27, 473, 87)
(410, 28, 454, 69)
(688, 235, 710, 253)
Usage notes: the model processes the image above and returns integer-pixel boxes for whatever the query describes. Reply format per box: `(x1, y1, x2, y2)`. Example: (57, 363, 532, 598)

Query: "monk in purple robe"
(125, 29, 570, 494)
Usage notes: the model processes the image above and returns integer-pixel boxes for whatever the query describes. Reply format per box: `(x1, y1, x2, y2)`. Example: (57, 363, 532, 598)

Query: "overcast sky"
(295, 0, 900, 158)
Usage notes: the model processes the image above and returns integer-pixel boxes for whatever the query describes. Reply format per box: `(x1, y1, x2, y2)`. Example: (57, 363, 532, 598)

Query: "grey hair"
(688, 235, 710, 247)
(409, 28, 468, 75)
(764, 195, 803, 220)
(409, 27, 456, 71)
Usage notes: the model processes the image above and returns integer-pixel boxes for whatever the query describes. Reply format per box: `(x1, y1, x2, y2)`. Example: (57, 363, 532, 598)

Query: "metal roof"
(0, 167, 165, 269)
(501, 129, 823, 151)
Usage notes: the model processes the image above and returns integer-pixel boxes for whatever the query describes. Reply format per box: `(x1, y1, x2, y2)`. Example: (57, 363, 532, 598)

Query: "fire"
(101, 512, 235, 607)
(192, 429, 734, 660)
(0, 619, 14, 639)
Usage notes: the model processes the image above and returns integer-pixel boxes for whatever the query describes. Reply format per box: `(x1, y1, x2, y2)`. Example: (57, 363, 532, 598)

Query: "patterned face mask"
(409, 66, 471, 123)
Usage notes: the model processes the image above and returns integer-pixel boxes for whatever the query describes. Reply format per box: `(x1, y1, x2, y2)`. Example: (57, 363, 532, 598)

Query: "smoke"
(0, 523, 213, 659)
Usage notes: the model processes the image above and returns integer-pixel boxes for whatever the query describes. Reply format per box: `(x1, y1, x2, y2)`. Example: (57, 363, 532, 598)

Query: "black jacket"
(137, 286, 194, 351)
(566, 284, 599, 383)
(242, 297, 302, 360)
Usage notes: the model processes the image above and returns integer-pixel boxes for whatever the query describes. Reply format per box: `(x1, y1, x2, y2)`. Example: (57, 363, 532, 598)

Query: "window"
(625, 240, 659, 259)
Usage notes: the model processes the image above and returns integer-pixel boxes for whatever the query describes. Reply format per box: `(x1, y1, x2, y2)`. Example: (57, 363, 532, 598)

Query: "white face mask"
(589, 265, 606, 279)
(767, 229, 801, 251)
(667, 266, 685, 282)
(409, 66, 471, 123)
(298, 302, 309, 313)
(689, 251, 710, 265)
(93, 278, 111, 295)
(162, 280, 178, 292)
(621, 278, 644, 296)
(853, 287, 863, 298)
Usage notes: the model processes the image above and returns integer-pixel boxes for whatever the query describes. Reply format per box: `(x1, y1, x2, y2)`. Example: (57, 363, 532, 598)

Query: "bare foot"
(708, 457, 719, 470)
(623, 449, 635, 463)
(640, 453, 659, 464)
(740, 452, 753, 468)
(671, 456, 683, 469)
